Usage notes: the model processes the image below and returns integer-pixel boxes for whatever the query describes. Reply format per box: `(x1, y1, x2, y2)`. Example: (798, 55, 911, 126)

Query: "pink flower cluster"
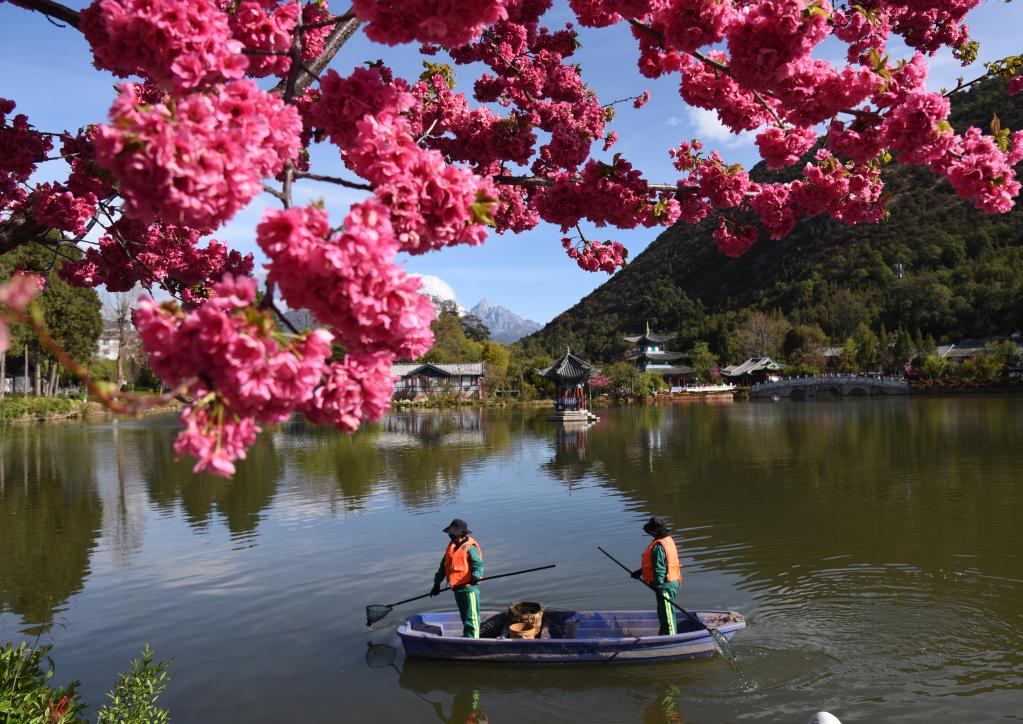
(95, 81, 300, 229)
(0, 272, 45, 353)
(257, 200, 435, 360)
(940, 127, 1023, 213)
(713, 217, 759, 257)
(535, 157, 681, 232)
(302, 351, 395, 433)
(562, 237, 628, 274)
(353, 0, 509, 47)
(133, 275, 335, 475)
(80, 0, 246, 93)
(313, 67, 497, 254)
(60, 219, 253, 300)
(30, 182, 97, 235)
(0, 98, 51, 211)
(755, 126, 817, 169)
(226, 1, 335, 78)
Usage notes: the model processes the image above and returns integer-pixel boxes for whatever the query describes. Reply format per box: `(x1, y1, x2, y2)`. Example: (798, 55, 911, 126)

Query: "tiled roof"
(626, 349, 685, 362)
(721, 357, 782, 376)
(391, 362, 485, 377)
(537, 350, 600, 380)
(623, 331, 674, 345)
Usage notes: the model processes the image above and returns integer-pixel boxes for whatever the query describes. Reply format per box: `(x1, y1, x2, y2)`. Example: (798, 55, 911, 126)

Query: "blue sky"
(2, 1, 1020, 323)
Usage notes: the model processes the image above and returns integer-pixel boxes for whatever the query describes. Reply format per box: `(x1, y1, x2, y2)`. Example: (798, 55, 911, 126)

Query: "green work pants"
(654, 582, 679, 636)
(453, 585, 481, 638)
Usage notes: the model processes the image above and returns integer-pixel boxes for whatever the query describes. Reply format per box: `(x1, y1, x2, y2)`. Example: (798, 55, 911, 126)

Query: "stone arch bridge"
(750, 375, 911, 399)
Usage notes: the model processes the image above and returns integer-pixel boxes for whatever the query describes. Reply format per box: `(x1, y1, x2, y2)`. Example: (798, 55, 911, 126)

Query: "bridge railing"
(751, 374, 909, 389)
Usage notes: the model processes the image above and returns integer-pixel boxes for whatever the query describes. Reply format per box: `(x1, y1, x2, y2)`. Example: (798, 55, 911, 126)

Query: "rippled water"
(1, 398, 1022, 722)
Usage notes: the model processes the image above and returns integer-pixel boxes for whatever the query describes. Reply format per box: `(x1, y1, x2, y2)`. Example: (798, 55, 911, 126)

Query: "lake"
(1, 398, 1021, 722)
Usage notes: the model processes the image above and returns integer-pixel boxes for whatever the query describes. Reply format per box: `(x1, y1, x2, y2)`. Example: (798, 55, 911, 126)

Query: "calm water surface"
(1, 399, 1022, 722)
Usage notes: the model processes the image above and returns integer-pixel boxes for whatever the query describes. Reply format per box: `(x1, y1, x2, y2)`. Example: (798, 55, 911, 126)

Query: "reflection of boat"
(678, 384, 737, 394)
(398, 609, 745, 663)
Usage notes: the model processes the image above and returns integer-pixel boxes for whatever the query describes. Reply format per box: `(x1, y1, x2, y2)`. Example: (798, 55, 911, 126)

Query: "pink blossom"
(0, 99, 52, 211)
(353, 0, 509, 46)
(30, 183, 97, 235)
(0, 271, 44, 313)
(80, 0, 246, 93)
(713, 217, 759, 257)
(302, 352, 395, 432)
(755, 127, 817, 169)
(95, 81, 300, 228)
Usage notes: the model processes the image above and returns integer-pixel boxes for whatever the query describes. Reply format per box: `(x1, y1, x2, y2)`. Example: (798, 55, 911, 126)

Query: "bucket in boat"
(508, 622, 538, 639)
(507, 601, 544, 630)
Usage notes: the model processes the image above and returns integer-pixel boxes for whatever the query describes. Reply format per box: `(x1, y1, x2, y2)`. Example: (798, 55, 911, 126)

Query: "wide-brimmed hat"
(643, 516, 671, 537)
(442, 518, 471, 536)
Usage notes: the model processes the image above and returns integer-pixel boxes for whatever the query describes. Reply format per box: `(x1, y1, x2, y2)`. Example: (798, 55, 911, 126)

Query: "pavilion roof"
(537, 349, 600, 381)
(625, 349, 685, 362)
(623, 331, 674, 345)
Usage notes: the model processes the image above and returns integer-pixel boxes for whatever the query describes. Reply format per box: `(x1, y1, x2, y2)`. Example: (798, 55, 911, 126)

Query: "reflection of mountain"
(0, 424, 102, 626)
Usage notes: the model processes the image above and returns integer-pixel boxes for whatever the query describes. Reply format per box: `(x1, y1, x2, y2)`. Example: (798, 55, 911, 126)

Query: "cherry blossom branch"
(7, 0, 81, 29)
(298, 10, 354, 31)
(493, 174, 680, 193)
(625, 17, 785, 127)
(272, 7, 360, 98)
(294, 171, 373, 190)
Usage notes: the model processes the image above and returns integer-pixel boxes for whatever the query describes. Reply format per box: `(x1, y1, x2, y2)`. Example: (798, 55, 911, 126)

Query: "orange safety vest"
(642, 536, 681, 584)
(444, 537, 483, 588)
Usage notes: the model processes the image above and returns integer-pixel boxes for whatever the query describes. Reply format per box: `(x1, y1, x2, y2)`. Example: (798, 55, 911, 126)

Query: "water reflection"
(0, 424, 101, 625)
(144, 428, 283, 543)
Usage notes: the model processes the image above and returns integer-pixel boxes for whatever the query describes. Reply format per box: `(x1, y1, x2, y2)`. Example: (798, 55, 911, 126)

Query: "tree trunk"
(116, 349, 124, 391)
(0, 350, 6, 398)
(23, 345, 29, 396)
(34, 358, 41, 396)
(47, 363, 59, 397)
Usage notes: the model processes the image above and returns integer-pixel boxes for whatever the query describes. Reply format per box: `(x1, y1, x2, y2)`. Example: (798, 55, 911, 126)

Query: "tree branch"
(295, 171, 373, 190)
(493, 174, 680, 194)
(272, 9, 361, 98)
(8, 0, 81, 30)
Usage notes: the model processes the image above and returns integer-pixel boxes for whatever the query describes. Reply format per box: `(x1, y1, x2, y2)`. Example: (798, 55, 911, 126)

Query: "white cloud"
(410, 273, 463, 311)
(687, 107, 757, 149)
(665, 116, 683, 127)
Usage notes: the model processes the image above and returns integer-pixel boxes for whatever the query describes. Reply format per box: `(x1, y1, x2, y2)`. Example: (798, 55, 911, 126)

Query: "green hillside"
(522, 79, 1023, 362)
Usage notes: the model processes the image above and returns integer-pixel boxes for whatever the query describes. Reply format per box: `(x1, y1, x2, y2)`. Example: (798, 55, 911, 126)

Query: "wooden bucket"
(508, 622, 538, 639)
(508, 601, 544, 630)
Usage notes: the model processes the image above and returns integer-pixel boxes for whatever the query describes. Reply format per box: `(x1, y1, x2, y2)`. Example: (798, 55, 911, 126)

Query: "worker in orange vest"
(631, 516, 682, 635)
(430, 518, 485, 638)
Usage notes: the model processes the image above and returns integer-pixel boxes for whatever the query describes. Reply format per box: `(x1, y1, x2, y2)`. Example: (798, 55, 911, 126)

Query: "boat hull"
(397, 609, 745, 664)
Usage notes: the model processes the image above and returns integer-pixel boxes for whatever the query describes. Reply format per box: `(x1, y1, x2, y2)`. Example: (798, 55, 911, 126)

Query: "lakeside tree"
(686, 341, 718, 382)
(2, 0, 1023, 475)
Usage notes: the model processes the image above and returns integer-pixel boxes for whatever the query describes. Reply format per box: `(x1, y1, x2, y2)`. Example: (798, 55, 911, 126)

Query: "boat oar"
(597, 546, 738, 664)
(365, 564, 557, 626)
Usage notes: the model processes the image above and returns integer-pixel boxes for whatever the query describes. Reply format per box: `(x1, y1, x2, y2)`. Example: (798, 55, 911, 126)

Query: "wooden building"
(721, 357, 782, 386)
(391, 362, 486, 400)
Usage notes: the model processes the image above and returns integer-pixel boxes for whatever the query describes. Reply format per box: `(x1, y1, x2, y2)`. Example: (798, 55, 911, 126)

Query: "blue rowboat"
(397, 609, 745, 664)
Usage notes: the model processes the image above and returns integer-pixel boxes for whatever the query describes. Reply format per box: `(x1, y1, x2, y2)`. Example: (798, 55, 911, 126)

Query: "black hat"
(442, 518, 471, 536)
(643, 516, 671, 537)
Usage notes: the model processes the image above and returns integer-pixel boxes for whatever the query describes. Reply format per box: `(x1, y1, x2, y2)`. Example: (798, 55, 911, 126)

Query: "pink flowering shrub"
(0, 98, 52, 210)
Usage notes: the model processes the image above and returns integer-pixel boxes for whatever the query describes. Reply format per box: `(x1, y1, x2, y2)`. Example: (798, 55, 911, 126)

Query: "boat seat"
(410, 620, 443, 636)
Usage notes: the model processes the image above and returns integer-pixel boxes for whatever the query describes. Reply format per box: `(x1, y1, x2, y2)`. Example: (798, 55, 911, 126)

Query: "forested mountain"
(522, 79, 1023, 362)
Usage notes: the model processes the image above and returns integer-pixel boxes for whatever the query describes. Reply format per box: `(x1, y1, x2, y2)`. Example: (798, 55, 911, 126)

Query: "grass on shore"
(0, 396, 87, 424)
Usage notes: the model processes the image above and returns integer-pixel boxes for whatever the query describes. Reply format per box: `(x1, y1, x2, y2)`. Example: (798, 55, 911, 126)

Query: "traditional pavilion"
(721, 357, 782, 386)
(623, 324, 694, 390)
(538, 348, 600, 422)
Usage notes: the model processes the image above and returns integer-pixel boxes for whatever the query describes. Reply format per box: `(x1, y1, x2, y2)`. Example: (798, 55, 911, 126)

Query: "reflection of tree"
(560, 400, 1023, 588)
(140, 425, 282, 540)
(0, 424, 101, 626)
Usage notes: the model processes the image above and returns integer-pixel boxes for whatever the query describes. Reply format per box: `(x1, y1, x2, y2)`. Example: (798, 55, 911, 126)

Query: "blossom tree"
(1, 0, 1021, 475)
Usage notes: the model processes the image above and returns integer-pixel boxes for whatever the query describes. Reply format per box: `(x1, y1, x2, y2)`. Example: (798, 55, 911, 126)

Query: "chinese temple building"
(623, 324, 694, 390)
(538, 348, 600, 422)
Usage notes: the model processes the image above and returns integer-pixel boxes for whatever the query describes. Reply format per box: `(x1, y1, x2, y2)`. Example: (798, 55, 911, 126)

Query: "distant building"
(623, 324, 694, 389)
(537, 348, 599, 422)
(97, 323, 121, 361)
(721, 357, 782, 386)
(391, 362, 486, 400)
